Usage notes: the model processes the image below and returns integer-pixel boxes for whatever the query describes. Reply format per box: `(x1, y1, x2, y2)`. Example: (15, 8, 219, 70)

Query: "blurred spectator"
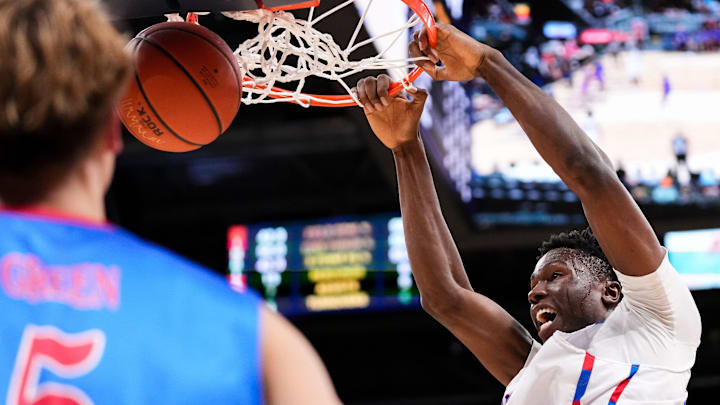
(673, 133, 689, 165)
(662, 74, 672, 104)
(581, 110, 601, 144)
(626, 39, 643, 85)
(607, 40, 623, 64)
(652, 173, 680, 203)
(700, 168, 719, 187)
(669, 20, 719, 51)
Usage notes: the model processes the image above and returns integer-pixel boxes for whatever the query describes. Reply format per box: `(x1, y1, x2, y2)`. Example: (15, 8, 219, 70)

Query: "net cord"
(168, 1, 430, 107)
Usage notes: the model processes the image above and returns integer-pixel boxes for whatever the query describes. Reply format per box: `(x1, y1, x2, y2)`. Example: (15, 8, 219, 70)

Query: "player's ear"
(601, 281, 622, 308)
(104, 114, 124, 155)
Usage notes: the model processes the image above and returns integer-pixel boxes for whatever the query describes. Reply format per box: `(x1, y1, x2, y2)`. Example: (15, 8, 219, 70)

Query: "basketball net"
(165, 0, 435, 107)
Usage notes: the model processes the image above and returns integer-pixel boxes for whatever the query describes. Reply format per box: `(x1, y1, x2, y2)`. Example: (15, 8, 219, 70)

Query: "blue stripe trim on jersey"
(573, 369, 593, 402)
(572, 353, 595, 404)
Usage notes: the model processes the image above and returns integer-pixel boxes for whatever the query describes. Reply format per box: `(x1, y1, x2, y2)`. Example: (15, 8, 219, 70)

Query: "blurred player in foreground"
(355, 22, 701, 404)
(0, 1, 340, 404)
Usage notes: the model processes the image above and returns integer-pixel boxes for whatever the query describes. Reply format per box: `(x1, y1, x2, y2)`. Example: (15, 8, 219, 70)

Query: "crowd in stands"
(668, 19, 720, 50)
(583, 0, 719, 18)
(471, 166, 720, 207)
(436, 0, 720, 208)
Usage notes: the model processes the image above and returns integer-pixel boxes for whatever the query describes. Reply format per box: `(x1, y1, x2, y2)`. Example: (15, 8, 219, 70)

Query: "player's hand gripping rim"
(353, 74, 428, 151)
(409, 22, 493, 82)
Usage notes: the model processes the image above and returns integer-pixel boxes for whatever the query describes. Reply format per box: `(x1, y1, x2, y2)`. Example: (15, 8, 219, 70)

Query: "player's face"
(528, 248, 609, 342)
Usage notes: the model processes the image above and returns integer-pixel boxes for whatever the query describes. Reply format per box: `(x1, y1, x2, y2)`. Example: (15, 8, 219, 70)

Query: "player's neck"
(34, 159, 109, 224)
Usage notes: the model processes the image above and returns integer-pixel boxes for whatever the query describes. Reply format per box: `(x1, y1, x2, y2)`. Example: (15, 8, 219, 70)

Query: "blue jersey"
(0, 209, 263, 405)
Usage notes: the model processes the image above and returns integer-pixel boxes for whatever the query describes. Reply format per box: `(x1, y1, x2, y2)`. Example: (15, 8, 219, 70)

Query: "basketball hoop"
(168, 0, 436, 107)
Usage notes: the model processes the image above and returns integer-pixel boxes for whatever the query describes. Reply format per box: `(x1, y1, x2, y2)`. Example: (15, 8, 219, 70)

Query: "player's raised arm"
(354, 75, 534, 386)
(409, 23, 665, 277)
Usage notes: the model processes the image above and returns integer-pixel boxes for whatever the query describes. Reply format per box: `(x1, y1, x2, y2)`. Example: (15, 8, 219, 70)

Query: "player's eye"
(550, 272, 562, 281)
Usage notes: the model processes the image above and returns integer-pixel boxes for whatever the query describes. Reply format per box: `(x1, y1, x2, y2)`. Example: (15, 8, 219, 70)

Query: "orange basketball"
(116, 22, 242, 153)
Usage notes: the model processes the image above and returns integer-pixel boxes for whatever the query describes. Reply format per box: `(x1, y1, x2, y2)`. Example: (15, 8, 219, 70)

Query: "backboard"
(101, 0, 320, 19)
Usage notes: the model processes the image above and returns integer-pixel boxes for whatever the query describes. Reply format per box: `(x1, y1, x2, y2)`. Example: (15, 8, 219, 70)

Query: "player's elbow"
(420, 291, 461, 318)
(562, 155, 617, 196)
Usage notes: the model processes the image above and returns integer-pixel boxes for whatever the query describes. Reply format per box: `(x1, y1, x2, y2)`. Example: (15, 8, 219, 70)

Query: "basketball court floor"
(472, 51, 720, 182)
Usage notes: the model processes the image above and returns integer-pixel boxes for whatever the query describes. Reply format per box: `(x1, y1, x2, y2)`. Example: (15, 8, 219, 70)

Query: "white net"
(168, 0, 430, 107)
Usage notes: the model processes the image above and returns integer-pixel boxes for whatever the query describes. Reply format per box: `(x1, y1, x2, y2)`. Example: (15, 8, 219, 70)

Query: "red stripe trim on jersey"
(608, 364, 639, 405)
(0, 206, 114, 230)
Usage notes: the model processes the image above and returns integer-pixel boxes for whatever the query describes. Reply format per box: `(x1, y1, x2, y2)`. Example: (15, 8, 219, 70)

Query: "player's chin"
(538, 318, 561, 342)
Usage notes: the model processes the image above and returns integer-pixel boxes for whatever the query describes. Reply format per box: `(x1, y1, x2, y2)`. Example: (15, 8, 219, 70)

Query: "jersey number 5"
(6, 325, 105, 405)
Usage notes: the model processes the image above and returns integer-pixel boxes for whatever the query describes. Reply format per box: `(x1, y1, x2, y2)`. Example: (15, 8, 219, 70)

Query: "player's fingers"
(413, 29, 422, 44)
(397, 90, 410, 101)
(408, 38, 424, 59)
(416, 28, 439, 64)
(363, 77, 383, 112)
(377, 75, 392, 106)
(432, 65, 447, 81)
(410, 31, 436, 61)
(355, 78, 374, 113)
(409, 41, 437, 75)
(417, 28, 428, 52)
(407, 87, 429, 104)
(428, 47, 440, 62)
(405, 87, 428, 117)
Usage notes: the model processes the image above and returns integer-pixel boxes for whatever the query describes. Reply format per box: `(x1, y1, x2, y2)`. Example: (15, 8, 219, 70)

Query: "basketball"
(116, 22, 242, 153)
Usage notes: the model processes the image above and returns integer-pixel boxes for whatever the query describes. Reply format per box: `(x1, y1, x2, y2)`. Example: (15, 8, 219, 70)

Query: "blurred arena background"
(105, 0, 720, 403)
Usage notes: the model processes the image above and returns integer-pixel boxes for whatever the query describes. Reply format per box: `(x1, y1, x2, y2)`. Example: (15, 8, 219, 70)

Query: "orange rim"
(242, 0, 437, 107)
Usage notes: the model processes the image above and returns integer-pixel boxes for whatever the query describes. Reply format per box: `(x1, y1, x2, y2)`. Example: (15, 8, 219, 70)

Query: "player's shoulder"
(614, 249, 701, 346)
(0, 209, 260, 306)
(108, 230, 265, 323)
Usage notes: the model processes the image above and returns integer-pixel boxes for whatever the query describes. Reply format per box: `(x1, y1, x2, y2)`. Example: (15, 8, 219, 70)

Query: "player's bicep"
(429, 288, 535, 386)
(261, 306, 342, 405)
(578, 172, 665, 277)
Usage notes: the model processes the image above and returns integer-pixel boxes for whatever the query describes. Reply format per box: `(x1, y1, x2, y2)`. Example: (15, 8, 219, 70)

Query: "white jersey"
(504, 251, 701, 405)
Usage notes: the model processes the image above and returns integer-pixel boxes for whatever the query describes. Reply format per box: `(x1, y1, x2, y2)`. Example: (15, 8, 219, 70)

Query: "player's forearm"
(392, 134, 472, 312)
(477, 49, 615, 194)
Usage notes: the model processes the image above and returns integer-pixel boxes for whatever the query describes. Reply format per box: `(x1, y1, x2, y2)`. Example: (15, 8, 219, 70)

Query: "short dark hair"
(537, 227, 618, 283)
(0, 0, 131, 205)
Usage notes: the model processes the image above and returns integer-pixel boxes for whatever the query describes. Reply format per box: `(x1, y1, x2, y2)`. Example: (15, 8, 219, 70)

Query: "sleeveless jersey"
(503, 251, 701, 405)
(0, 209, 263, 405)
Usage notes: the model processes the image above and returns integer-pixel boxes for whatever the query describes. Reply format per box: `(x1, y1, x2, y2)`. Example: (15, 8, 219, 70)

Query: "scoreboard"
(227, 214, 419, 315)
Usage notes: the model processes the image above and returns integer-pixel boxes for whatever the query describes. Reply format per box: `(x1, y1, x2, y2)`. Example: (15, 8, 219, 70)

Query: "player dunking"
(354, 22, 701, 404)
(0, 1, 340, 404)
